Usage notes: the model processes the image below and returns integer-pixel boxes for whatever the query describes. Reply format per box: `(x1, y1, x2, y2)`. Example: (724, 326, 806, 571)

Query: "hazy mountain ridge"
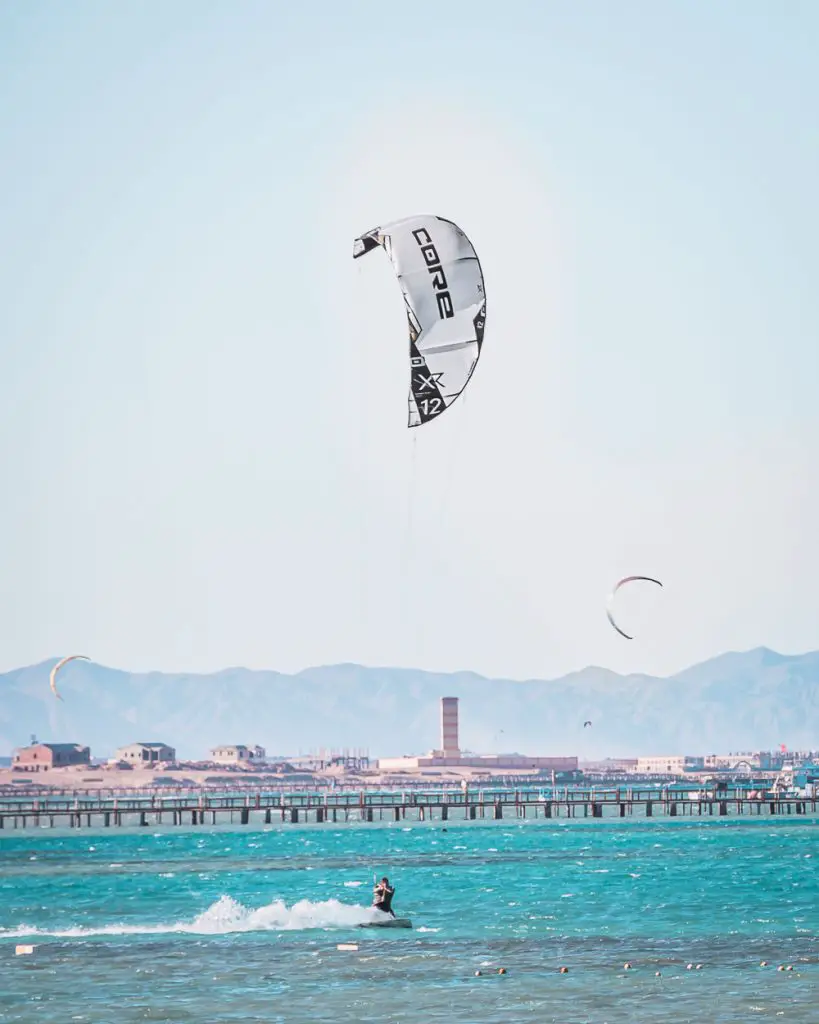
(1, 646, 818, 760)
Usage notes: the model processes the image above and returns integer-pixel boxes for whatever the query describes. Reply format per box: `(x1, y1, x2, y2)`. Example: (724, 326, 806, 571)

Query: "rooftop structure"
(376, 695, 577, 773)
(440, 697, 460, 758)
(115, 742, 176, 764)
(12, 743, 91, 771)
(210, 744, 266, 764)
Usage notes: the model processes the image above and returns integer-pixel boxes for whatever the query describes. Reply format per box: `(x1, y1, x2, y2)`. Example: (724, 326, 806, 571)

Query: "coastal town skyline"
(5, 688, 815, 781)
(2, 644, 817, 761)
(7, 739, 815, 776)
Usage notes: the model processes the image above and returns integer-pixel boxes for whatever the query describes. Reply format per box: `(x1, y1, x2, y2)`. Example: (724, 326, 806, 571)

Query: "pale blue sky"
(1, 1, 818, 681)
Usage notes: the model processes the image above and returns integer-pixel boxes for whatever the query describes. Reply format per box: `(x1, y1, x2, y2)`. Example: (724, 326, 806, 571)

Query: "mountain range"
(1, 647, 818, 761)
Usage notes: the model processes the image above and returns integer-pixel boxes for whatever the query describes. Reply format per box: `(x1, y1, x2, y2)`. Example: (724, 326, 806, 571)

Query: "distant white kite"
(49, 654, 90, 701)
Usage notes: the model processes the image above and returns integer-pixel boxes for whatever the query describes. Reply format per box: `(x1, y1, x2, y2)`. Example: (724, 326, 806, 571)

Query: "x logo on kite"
(416, 372, 444, 392)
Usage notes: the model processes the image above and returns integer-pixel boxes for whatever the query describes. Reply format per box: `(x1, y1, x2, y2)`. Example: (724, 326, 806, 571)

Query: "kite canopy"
(49, 654, 90, 701)
(353, 215, 486, 427)
(606, 576, 663, 640)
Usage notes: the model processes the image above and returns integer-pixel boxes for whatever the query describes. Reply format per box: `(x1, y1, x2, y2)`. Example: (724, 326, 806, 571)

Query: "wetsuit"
(373, 883, 395, 917)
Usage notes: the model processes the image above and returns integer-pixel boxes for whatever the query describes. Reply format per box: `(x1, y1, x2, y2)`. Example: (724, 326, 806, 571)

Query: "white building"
(635, 755, 704, 775)
(210, 744, 266, 764)
(115, 742, 176, 764)
(703, 752, 762, 770)
(377, 753, 579, 772)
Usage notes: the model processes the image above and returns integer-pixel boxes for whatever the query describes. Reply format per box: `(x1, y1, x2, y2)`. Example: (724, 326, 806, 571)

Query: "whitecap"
(0, 895, 391, 939)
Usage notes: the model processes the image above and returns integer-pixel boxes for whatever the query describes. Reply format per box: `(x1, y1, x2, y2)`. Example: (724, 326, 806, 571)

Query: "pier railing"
(0, 786, 815, 830)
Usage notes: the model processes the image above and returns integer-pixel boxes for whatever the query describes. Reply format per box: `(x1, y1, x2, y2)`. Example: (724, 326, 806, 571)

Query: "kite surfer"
(372, 877, 396, 917)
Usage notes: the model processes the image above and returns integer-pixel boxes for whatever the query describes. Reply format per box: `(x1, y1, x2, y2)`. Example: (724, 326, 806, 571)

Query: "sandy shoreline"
(0, 764, 558, 792)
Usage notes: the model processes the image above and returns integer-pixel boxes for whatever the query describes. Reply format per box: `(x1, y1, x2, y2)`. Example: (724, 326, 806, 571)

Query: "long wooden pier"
(0, 787, 816, 830)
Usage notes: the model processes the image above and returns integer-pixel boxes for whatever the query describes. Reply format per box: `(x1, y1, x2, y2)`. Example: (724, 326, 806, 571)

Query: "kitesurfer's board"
(357, 918, 413, 929)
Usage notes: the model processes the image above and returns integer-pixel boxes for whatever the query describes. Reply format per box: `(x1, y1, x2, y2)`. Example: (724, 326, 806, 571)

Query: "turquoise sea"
(1, 816, 818, 1023)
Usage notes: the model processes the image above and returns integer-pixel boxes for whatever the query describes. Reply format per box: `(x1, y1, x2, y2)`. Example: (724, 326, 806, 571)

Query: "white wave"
(0, 895, 388, 939)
